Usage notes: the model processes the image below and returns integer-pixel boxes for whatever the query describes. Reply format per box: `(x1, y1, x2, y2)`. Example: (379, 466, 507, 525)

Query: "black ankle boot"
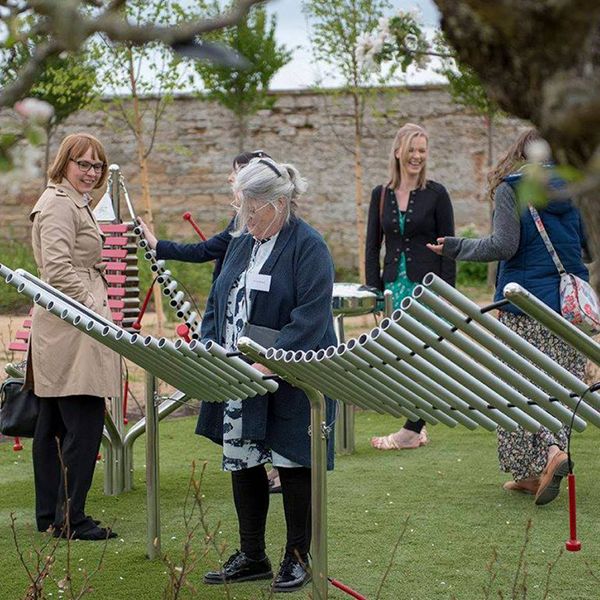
(204, 550, 273, 584)
(272, 554, 311, 592)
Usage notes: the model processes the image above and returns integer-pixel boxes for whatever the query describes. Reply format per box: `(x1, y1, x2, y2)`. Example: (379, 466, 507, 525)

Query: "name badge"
(247, 273, 271, 292)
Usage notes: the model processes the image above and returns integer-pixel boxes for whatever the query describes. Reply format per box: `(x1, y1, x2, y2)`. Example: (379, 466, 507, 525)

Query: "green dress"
(384, 212, 417, 310)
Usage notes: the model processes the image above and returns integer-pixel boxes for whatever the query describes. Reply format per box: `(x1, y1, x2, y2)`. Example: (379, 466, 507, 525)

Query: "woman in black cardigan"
(365, 123, 456, 450)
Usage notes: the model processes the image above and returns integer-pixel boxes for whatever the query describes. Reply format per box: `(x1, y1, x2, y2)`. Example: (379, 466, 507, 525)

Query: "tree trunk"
(42, 124, 53, 192)
(485, 115, 497, 289)
(577, 193, 600, 293)
(353, 92, 366, 283)
(237, 112, 246, 153)
(128, 49, 165, 336)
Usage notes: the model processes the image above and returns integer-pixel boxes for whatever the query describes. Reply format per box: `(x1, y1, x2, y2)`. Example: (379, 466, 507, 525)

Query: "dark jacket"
(196, 216, 337, 469)
(365, 181, 456, 290)
(495, 177, 589, 314)
(156, 220, 233, 280)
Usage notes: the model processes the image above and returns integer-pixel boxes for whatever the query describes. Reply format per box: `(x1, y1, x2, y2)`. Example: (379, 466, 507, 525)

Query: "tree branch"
(0, 39, 61, 106)
(1, 0, 264, 107)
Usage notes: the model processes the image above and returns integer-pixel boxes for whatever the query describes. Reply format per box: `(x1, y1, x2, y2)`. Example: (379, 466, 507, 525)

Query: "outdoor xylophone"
(113, 168, 201, 339)
(2, 261, 599, 599)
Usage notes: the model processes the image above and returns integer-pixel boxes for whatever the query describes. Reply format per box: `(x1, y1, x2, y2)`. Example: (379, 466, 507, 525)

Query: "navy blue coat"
(196, 216, 337, 469)
(156, 220, 233, 280)
(495, 175, 589, 314)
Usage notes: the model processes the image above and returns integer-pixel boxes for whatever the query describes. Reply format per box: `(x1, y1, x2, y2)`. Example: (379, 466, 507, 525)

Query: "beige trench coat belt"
(38, 264, 108, 284)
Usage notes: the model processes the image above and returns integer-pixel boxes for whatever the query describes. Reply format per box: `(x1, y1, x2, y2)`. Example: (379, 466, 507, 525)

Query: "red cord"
(328, 577, 368, 599)
(182, 212, 207, 241)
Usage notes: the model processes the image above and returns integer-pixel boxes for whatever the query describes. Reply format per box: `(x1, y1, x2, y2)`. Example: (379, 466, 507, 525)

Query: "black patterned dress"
(221, 234, 301, 472)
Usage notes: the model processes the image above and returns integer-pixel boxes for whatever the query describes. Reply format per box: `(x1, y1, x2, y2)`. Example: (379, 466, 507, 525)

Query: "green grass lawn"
(1, 412, 599, 599)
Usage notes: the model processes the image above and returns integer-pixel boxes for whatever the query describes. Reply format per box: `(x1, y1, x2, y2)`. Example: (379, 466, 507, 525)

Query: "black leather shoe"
(204, 550, 273, 584)
(272, 554, 311, 593)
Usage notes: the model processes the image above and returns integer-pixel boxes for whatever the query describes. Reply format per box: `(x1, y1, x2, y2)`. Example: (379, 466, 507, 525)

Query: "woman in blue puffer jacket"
(428, 128, 590, 506)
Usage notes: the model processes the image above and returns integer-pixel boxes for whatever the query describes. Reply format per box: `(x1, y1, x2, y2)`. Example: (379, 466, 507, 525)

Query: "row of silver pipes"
(4, 261, 600, 438)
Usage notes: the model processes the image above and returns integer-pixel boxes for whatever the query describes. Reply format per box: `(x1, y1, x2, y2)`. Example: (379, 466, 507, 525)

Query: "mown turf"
(1, 411, 599, 599)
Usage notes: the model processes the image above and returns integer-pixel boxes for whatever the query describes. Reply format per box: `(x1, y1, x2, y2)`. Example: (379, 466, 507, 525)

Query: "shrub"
(455, 225, 488, 286)
(0, 240, 37, 314)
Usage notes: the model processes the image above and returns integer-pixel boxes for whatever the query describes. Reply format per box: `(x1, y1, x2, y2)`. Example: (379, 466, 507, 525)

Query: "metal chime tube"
(334, 343, 444, 425)
(204, 340, 279, 394)
(371, 328, 519, 431)
(117, 332, 203, 398)
(345, 337, 474, 430)
(189, 340, 273, 396)
(14, 269, 118, 332)
(504, 282, 600, 365)
(169, 291, 185, 309)
(382, 315, 541, 432)
(343, 338, 459, 427)
(273, 350, 360, 409)
(320, 347, 415, 419)
(156, 270, 171, 284)
(288, 348, 382, 413)
(145, 337, 231, 401)
(357, 334, 495, 431)
(424, 273, 600, 410)
(185, 339, 255, 391)
(310, 348, 397, 415)
(285, 350, 376, 413)
(150, 259, 166, 273)
(402, 295, 566, 432)
(414, 285, 594, 430)
(170, 338, 241, 391)
(176, 301, 191, 319)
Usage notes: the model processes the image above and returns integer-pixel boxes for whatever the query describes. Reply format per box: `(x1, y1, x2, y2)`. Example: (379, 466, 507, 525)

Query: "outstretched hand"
(426, 237, 445, 256)
(137, 217, 158, 251)
(252, 362, 273, 376)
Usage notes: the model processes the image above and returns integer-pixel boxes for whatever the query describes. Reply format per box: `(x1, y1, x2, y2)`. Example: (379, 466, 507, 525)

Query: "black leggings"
(231, 464, 311, 560)
(404, 418, 425, 433)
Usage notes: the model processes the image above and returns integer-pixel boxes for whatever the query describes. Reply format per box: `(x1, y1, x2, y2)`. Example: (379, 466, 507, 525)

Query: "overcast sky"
(264, 0, 444, 89)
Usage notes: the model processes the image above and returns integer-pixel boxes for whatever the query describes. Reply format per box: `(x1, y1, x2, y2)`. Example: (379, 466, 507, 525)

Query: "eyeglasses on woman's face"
(70, 158, 105, 174)
(230, 199, 272, 216)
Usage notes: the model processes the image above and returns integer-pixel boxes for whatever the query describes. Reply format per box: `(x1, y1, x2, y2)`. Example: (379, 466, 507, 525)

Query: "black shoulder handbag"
(0, 378, 40, 438)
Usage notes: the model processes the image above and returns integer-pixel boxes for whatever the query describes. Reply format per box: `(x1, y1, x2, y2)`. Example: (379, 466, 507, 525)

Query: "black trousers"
(231, 465, 311, 561)
(32, 395, 105, 532)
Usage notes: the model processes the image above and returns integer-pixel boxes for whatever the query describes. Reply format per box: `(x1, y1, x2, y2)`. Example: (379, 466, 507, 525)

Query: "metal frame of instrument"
(331, 285, 393, 455)
(3, 262, 600, 599)
(112, 165, 201, 339)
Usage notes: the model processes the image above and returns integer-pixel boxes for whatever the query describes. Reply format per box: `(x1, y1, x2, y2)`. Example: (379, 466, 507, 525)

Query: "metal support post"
(334, 314, 354, 455)
(145, 372, 160, 558)
(306, 386, 329, 600)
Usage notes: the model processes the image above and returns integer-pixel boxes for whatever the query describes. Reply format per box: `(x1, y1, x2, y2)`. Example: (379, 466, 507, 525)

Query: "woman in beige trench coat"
(27, 133, 120, 540)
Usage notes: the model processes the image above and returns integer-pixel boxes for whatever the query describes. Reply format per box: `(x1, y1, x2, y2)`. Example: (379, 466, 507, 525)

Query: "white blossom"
(13, 98, 54, 123)
(404, 33, 419, 52)
(377, 16, 390, 35)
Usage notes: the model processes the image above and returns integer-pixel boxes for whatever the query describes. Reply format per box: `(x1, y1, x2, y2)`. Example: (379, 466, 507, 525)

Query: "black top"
(365, 181, 456, 290)
(156, 219, 233, 281)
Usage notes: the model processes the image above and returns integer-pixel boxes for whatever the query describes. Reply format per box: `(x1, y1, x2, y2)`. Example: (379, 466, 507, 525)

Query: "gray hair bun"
(280, 163, 308, 199)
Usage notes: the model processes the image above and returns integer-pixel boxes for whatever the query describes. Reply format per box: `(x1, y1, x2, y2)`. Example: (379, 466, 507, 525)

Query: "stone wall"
(0, 86, 524, 269)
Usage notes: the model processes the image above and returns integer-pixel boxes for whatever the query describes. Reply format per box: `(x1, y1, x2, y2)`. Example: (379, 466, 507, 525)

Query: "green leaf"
(515, 177, 548, 209)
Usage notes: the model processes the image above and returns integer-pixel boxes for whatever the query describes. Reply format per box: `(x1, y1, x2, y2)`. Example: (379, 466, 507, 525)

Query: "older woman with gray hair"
(198, 157, 337, 592)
